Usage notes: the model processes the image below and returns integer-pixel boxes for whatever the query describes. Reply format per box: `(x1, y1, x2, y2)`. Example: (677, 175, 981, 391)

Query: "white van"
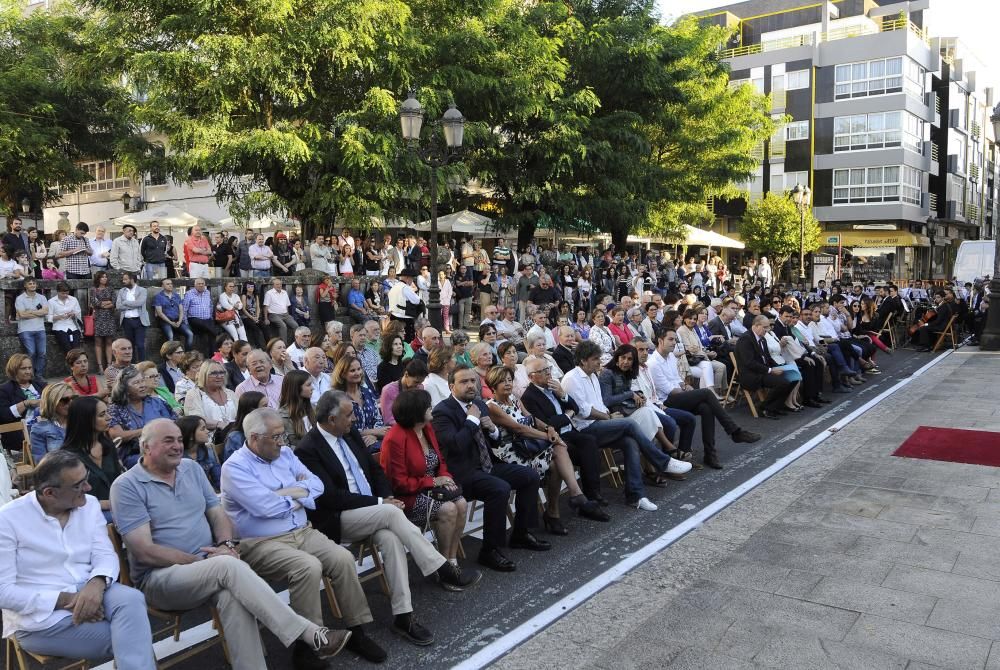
(954, 240, 995, 285)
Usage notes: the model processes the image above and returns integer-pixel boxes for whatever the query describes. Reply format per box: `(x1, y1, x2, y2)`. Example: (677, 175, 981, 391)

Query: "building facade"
(696, 0, 999, 284)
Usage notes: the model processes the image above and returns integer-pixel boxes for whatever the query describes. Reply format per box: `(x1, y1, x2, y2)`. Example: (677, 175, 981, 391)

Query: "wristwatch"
(214, 539, 238, 550)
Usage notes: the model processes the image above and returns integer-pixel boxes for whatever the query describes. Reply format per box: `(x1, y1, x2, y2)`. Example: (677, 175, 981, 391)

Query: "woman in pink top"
(607, 307, 634, 345)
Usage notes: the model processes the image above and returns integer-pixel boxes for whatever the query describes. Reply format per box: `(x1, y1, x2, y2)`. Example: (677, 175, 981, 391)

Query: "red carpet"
(892, 426, 1000, 467)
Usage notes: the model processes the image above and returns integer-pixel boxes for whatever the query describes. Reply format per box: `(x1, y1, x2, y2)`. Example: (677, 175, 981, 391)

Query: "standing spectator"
(1, 216, 29, 253)
(27, 227, 45, 278)
(310, 234, 331, 272)
(249, 233, 272, 277)
(291, 239, 307, 271)
(41, 258, 64, 280)
(89, 225, 112, 272)
(212, 231, 233, 277)
(236, 229, 254, 278)
(152, 278, 194, 349)
(263, 277, 299, 343)
(515, 264, 539, 322)
(57, 222, 93, 279)
(140, 220, 169, 280)
(181, 277, 218, 357)
(271, 232, 294, 276)
(163, 234, 179, 278)
(183, 224, 213, 278)
(89, 271, 116, 372)
(48, 281, 83, 354)
(454, 265, 474, 330)
(110, 224, 141, 273)
(15, 277, 48, 376)
(338, 244, 355, 277)
(116, 272, 149, 363)
(316, 275, 337, 328)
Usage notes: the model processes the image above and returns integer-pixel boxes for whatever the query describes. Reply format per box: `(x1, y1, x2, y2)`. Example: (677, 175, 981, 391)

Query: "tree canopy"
(739, 192, 821, 279)
(0, 2, 136, 216)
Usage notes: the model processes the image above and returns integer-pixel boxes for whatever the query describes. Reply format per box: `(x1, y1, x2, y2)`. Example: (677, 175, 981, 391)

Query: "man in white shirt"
(302, 347, 332, 404)
(388, 268, 422, 342)
(496, 306, 526, 347)
(526, 311, 556, 351)
(110, 225, 142, 273)
(263, 277, 299, 344)
(560, 341, 671, 511)
(88, 225, 112, 270)
(286, 327, 313, 368)
(0, 451, 156, 668)
(646, 329, 759, 469)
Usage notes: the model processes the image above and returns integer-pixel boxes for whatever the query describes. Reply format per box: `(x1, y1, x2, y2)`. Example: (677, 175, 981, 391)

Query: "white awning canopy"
(679, 224, 745, 249)
(414, 209, 496, 236)
(113, 204, 204, 229)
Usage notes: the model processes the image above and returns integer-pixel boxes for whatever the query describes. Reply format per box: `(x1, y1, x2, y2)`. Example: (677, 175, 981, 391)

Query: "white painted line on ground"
(452, 349, 954, 670)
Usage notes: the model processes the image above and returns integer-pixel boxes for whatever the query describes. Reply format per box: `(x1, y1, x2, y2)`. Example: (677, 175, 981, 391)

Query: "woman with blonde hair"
(29, 382, 75, 463)
(185, 360, 238, 444)
(469, 342, 495, 400)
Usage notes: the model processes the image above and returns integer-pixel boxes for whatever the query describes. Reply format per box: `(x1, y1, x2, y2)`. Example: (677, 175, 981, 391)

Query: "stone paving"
(492, 349, 1000, 670)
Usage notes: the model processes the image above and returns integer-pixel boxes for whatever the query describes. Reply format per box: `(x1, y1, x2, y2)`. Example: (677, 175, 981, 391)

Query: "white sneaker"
(635, 497, 658, 511)
(666, 459, 693, 475)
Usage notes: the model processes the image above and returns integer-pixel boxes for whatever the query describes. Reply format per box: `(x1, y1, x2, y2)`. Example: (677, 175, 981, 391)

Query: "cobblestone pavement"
(493, 349, 1000, 670)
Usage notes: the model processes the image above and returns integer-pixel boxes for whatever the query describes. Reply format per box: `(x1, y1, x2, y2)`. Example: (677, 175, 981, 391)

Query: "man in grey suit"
(116, 271, 149, 363)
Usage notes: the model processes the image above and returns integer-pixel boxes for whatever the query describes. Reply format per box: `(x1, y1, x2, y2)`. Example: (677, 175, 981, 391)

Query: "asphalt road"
(5, 347, 937, 670)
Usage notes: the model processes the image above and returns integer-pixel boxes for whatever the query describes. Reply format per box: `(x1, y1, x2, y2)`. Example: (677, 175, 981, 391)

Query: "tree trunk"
(611, 227, 628, 252)
(517, 220, 537, 252)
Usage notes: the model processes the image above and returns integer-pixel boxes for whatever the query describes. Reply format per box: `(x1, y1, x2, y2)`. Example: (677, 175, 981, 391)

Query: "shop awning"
(823, 230, 930, 247)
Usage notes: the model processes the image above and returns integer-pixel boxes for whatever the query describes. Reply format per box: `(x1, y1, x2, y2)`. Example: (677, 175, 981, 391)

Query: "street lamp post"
(926, 216, 938, 281)
(790, 183, 811, 281)
(979, 104, 1000, 350)
(399, 92, 465, 332)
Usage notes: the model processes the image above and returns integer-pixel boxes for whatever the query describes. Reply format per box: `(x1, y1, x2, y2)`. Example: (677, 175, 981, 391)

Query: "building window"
(833, 165, 921, 205)
(783, 171, 809, 192)
(75, 161, 131, 194)
(785, 121, 809, 141)
(834, 56, 924, 100)
(786, 70, 810, 90)
(833, 111, 922, 153)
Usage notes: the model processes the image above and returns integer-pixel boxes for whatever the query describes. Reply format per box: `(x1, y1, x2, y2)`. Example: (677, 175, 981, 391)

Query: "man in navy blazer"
(431, 365, 549, 572)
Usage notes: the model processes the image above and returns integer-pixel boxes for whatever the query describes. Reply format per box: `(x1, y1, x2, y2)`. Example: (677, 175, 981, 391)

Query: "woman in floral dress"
(89, 270, 116, 372)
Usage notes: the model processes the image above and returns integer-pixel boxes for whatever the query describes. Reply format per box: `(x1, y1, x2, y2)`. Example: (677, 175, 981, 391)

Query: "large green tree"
(0, 3, 136, 216)
(739, 192, 821, 279)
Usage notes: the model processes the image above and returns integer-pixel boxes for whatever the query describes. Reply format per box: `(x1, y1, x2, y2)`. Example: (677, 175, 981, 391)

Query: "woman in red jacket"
(381, 389, 468, 565)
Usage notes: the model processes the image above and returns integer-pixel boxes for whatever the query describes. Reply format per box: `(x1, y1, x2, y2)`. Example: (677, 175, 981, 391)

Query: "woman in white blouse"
(47, 281, 83, 354)
(216, 280, 248, 341)
(184, 360, 238, 444)
(587, 310, 618, 365)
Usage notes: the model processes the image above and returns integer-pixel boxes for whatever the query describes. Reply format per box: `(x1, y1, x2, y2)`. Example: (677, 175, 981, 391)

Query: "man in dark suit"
(773, 306, 825, 408)
(735, 316, 795, 419)
(431, 365, 548, 572)
(551, 326, 577, 375)
(296, 390, 476, 652)
(914, 289, 956, 351)
(520, 360, 610, 523)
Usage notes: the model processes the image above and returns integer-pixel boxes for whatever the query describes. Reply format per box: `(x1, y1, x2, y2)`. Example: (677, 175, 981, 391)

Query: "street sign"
(826, 235, 840, 244)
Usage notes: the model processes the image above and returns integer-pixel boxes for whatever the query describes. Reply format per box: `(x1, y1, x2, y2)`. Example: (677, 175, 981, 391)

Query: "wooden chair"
(877, 313, 897, 351)
(4, 638, 89, 670)
(322, 539, 393, 620)
(600, 448, 624, 488)
(727, 352, 766, 418)
(932, 314, 959, 352)
(107, 525, 230, 667)
(0, 421, 33, 490)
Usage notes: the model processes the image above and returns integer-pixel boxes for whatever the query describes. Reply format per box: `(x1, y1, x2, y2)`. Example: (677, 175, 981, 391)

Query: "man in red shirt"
(183, 224, 212, 278)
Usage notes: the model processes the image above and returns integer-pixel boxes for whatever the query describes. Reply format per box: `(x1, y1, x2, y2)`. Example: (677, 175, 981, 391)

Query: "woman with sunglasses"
(29, 382, 75, 464)
(107, 365, 177, 468)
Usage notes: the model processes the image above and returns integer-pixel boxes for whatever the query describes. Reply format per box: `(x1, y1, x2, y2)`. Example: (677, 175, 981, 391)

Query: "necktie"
(758, 337, 768, 363)
(466, 403, 494, 473)
(337, 438, 372, 496)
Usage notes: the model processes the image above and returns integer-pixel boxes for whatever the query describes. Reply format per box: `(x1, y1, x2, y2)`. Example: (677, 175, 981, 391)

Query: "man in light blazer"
(116, 271, 149, 363)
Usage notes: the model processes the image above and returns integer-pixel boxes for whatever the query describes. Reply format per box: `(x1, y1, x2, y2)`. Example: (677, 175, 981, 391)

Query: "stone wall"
(0, 271, 381, 377)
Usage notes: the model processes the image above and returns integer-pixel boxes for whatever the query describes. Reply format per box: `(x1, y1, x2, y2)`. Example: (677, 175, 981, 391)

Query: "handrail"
(721, 18, 928, 59)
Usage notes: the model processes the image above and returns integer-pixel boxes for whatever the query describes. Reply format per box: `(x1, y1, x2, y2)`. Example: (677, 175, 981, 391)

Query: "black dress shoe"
(803, 400, 823, 408)
(391, 613, 434, 646)
(346, 628, 387, 664)
(577, 500, 611, 522)
(815, 396, 832, 404)
(731, 429, 761, 443)
(591, 494, 611, 507)
(542, 514, 569, 536)
(704, 455, 723, 469)
(478, 548, 516, 572)
(760, 410, 781, 420)
(509, 531, 552, 551)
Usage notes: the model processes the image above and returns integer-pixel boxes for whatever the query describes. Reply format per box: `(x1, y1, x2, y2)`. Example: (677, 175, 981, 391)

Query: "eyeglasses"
(208, 370, 226, 377)
(254, 432, 288, 445)
(529, 367, 552, 376)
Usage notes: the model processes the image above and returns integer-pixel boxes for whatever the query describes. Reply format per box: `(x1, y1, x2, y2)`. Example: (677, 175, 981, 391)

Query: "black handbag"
(428, 483, 463, 502)
(510, 436, 550, 461)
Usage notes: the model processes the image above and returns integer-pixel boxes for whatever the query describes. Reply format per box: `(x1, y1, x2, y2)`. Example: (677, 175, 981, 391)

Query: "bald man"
(302, 347, 332, 403)
(412, 327, 441, 363)
(104, 338, 134, 388)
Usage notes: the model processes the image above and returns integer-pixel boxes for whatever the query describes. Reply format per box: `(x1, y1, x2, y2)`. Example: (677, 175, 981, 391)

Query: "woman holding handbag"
(484, 365, 594, 536)
(216, 280, 247, 341)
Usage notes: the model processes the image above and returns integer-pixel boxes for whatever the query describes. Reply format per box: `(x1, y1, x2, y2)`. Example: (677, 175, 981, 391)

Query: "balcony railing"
(931, 143, 940, 162)
(929, 192, 938, 212)
(750, 142, 765, 162)
(769, 138, 786, 159)
(970, 164, 980, 181)
(934, 95, 941, 115)
(721, 18, 928, 59)
(967, 201, 980, 222)
(971, 122, 981, 139)
(770, 89, 786, 110)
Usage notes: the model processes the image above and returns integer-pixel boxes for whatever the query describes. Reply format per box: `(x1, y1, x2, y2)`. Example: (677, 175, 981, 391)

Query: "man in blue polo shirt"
(152, 278, 194, 349)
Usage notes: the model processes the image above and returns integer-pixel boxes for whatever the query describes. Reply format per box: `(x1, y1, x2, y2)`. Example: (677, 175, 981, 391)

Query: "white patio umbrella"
(112, 204, 202, 229)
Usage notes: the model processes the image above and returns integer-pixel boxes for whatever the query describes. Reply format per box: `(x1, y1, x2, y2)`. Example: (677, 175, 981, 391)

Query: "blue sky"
(657, 0, 1000, 94)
